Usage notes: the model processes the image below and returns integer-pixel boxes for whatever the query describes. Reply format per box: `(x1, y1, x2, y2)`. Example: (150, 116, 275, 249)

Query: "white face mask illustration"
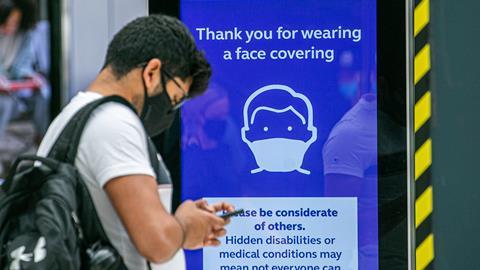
(241, 85, 317, 175)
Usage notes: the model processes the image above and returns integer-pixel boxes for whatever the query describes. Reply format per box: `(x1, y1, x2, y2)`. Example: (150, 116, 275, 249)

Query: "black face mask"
(140, 72, 177, 137)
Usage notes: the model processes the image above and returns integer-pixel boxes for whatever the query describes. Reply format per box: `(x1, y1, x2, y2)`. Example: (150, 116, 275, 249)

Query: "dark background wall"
(431, 1, 480, 269)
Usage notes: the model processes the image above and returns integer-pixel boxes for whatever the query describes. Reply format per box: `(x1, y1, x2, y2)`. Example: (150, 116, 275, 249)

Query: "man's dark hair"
(103, 14, 212, 97)
(0, 0, 37, 31)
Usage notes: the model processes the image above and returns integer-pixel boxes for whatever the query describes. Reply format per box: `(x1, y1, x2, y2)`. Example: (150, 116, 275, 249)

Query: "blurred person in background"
(0, 0, 50, 142)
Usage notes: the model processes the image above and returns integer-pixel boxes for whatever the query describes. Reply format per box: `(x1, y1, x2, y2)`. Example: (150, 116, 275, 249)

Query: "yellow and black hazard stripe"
(414, 0, 434, 269)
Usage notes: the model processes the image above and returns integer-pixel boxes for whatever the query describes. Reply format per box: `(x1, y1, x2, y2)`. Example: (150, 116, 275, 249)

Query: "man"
(322, 93, 378, 269)
(37, 14, 233, 269)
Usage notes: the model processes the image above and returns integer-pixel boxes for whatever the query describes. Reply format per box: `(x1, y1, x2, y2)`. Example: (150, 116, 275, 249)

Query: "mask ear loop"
(140, 67, 150, 120)
(160, 70, 169, 101)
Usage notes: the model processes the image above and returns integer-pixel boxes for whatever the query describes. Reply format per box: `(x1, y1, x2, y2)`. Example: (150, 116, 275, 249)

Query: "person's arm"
(82, 106, 233, 263)
(324, 174, 363, 197)
(105, 173, 232, 263)
(105, 174, 182, 263)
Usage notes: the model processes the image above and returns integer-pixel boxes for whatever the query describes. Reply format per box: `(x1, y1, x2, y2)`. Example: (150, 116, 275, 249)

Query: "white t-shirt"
(37, 91, 158, 269)
(322, 95, 377, 180)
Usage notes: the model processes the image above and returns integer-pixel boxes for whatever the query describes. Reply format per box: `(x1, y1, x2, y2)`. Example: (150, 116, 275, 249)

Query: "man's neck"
(86, 68, 144, 115)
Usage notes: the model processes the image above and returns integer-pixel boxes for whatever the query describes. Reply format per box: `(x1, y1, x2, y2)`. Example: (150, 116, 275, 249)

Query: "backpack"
(0, 95, 164, 270)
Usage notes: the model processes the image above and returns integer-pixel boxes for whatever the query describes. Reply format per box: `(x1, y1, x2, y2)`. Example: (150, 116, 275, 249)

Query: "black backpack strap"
(47, 95, 161, 180)
(147, 137, 173, 185)
(146, 137, 161, 182)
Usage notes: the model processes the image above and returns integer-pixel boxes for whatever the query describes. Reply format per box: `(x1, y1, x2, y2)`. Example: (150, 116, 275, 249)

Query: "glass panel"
(180, 1, 390, 269)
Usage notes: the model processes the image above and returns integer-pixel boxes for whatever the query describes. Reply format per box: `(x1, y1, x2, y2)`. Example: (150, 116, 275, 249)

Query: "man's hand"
(174, 199, 234, 250)
(195, 200, 235, 247)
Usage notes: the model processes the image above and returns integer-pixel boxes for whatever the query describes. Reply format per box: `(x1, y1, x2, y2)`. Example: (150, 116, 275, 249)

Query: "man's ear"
(142, 58, 162, 94)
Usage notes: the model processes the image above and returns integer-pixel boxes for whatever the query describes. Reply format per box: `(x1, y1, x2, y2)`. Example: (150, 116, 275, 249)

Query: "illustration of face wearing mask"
(241, 84, 317, 175)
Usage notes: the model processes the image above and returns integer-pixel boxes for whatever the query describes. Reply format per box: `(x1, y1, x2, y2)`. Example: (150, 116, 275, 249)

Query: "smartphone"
(218, 209, 244, 219)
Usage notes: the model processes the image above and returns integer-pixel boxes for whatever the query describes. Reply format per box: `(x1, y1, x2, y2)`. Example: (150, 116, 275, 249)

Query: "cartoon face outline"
(241, 84, 317, 174)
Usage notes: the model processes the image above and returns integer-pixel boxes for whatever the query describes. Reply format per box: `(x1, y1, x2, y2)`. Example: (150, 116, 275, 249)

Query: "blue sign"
(181, 0, 377, 269)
